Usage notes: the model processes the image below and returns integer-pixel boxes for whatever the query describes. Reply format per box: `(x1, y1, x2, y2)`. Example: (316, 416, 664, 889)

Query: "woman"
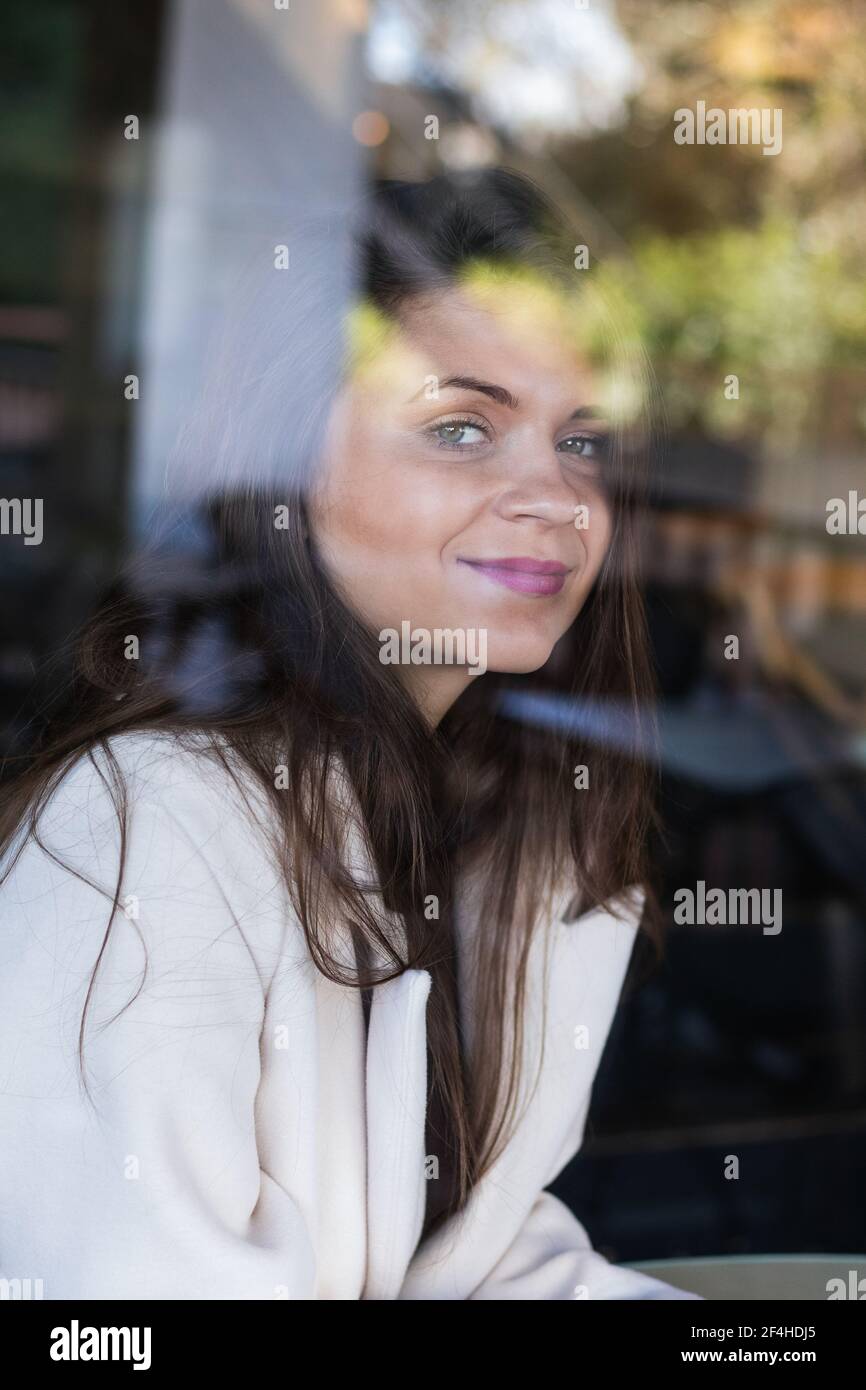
(0, 169, 699, 1299)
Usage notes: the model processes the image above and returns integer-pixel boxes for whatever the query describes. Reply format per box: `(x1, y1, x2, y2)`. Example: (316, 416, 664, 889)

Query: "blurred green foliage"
(602, 0, 866, 450)
(591, 218, 866, 450)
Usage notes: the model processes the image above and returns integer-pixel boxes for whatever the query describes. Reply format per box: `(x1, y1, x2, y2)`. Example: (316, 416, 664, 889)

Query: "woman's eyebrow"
(407, 377, 605, 420)
(410, 375, 519, 408)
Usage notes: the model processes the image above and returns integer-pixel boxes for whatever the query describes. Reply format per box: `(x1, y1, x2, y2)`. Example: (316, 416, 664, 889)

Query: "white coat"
(0, 731, 698, 1300)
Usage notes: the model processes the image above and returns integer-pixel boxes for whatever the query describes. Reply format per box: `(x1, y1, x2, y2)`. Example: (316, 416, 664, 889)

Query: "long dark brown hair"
(0, 168, 662, 1241)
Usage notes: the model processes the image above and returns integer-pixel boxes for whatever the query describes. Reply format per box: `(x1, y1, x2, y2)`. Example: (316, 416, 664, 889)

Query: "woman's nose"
(491, 449, 592, 529)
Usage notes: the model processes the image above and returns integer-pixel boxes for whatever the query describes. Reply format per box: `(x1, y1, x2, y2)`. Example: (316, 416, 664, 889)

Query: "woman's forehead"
(350, 285, 600, 407)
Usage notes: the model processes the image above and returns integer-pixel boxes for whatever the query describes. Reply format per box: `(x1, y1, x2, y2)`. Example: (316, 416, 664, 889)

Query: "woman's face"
(308, 282, 614, 723)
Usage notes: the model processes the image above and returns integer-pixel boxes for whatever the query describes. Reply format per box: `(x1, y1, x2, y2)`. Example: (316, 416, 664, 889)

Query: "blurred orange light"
(352, 110, 389, 146)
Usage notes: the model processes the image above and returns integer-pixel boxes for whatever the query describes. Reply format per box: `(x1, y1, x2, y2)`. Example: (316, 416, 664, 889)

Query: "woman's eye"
(557, 432, 608, 460)
(430, 420, 488, 448)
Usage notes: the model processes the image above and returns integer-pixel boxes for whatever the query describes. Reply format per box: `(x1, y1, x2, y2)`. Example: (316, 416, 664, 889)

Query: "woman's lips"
(457, 556, 570, 596)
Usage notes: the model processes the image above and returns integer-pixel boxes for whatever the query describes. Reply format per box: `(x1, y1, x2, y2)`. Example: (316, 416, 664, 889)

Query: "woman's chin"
(483, 638, 558, 675)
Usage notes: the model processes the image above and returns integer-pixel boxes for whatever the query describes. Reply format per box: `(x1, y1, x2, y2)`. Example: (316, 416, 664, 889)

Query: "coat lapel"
(330, 758, 643, 1300)
(398, 882, 643, 1299)
(362, 966, 432, 1299)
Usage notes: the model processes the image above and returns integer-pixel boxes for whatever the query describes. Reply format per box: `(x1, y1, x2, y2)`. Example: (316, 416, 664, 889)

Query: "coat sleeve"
(469, 1190, 702, 1300)
(0, 742, 316, 1300)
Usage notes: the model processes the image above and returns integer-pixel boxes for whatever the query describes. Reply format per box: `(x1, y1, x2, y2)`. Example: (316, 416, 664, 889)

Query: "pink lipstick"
(458, 556, 570, 596)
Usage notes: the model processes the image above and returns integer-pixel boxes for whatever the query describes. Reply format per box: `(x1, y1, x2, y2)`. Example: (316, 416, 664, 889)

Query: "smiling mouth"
(457, 556, 571, 596)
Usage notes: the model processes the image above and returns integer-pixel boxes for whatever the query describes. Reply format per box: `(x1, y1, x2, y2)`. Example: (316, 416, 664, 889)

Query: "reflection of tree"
(588, 219, 866, 451)
(373, 2, 866, 452)
(616, 0, 865, 243)
(561, 0, 866, 452)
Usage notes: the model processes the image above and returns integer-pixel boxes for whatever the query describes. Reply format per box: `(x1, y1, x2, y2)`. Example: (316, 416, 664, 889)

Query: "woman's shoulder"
(0, 730, 307, 1115)
(0, 729, 294, 964)
(29, 727, 271, 854)
(44, 725, 253, 800)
